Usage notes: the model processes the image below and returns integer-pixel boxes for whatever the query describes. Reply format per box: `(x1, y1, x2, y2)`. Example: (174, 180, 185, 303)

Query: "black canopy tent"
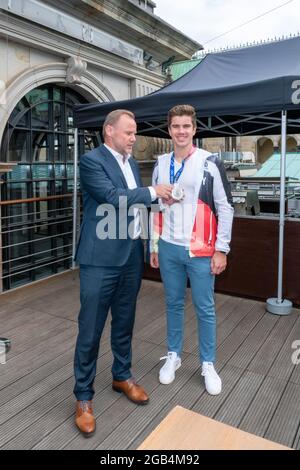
(74, 36, 300, 137)
(73, 36, 300, 314)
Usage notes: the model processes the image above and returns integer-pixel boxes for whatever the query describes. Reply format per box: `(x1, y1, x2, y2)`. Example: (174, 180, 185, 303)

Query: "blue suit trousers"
(74, 239, 144, 401)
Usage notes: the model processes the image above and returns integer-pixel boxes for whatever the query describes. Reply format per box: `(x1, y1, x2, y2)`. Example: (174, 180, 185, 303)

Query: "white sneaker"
(201, 362, 222, 395)
(159, 352, 181, 384)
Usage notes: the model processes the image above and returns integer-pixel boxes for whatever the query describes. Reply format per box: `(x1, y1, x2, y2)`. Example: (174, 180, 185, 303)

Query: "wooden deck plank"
(239, 376, 288, 438)
(137, 406, 291, 450)
(3, 317, 69, 359)
(136, 299, 194, 346)
(0, 276, 299, 449)
(264, 382, 300, 447)
(130, 364, 243, 450)
(62, 346, 169, 450)
(193, 312, 285, 430)
(182, 295, 238, 354)
(0, 324, 77, 390)
(129, 369, 208, 450)
(266, 315, 300, 381)
(136, 290, 232, 356)
(34, 341, 165, 450)
(188, 299, 259, 358)
(0, 336, 112, 429)
(217, 299, 257, 338)
(1, 306, 52, 334)
(1, 338, 155, 450)
(95, 353, 201, 450)
(0, 343, 75, 405)
(215, 296, 245, 325)
(293, 420, 300, 449)
(20, 286, 80, 320)
(191, 365, 244, 418)
(226, 312, 279, 370)
(0, 271, 77, 306)
(216, 303, 270, 366)
(214, 371, 265, 427)
(246, 313, 298, 376)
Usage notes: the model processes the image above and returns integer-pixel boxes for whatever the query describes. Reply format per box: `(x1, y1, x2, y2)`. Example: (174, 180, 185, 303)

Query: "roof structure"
(253, 153, 300, 180)
(169, 59, 202, 81)
(74, 35, 300, 138)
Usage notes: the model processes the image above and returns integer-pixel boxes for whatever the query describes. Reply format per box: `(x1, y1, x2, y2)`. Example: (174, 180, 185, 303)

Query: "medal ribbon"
(169, 146, 196, 184)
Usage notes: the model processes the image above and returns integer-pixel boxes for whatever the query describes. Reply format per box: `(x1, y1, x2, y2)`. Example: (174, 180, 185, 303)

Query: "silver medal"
(171, 183, 184, 201)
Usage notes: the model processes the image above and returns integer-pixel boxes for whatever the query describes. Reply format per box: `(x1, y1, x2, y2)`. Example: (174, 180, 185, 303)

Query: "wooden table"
(138, 406, 291, 450)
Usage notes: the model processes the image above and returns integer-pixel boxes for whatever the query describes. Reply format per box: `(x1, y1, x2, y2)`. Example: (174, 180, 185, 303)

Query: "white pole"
(277, 110, 287, 302)
(266, 110, 292, 315)
(72, 128, 79, 270)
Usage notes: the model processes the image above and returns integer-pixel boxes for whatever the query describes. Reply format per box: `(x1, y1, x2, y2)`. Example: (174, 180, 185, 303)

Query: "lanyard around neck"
(169, 146, 196, 184)
(170, 154, 185, 184)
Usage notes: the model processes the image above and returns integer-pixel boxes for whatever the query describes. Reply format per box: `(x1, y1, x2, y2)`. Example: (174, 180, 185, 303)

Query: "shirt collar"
(104, 144, 131, 164)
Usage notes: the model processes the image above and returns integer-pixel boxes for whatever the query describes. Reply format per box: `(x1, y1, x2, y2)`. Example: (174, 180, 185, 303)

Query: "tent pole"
(277, 110, 287, 303)
(72, 127, 79, 270)
(266, 110, 292, 315)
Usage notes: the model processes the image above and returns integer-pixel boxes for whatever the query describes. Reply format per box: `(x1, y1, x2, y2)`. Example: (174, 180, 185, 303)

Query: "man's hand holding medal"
(162, 182, 185, 206)
(161, 151, 188, 206)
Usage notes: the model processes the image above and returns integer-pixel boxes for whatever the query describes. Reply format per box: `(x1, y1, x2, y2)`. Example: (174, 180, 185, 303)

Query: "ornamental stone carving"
(66, 57, 87, 84)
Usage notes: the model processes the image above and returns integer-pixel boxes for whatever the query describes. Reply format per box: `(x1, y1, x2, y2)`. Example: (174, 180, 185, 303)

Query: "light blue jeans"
(158, 238, 216, 363)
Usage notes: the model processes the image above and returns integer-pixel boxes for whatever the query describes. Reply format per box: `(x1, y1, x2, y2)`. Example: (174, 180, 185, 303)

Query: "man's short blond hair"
(103, 109, 135, 139)
(168, 104, 197, 128)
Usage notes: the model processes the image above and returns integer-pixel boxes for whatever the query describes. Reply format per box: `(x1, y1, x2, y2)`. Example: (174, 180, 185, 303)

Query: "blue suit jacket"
(75, 144, 152, 267)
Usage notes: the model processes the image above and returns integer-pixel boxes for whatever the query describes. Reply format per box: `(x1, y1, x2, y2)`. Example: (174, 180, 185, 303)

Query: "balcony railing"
(0, 194, 82, 292)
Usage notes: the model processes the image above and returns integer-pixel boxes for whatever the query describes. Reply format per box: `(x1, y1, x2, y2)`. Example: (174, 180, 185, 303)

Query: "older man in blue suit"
(73, 109, 172, 437)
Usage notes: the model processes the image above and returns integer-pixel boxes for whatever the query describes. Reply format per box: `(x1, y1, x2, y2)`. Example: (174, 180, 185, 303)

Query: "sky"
(155, 0, 300, 54)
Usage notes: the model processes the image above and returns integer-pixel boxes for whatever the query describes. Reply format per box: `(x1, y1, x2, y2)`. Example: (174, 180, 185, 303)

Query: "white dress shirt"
(104, 144, 156, 239)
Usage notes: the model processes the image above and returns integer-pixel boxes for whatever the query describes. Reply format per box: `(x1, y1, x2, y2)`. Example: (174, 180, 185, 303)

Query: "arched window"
(0, 84, 100, 290)
(257, 137, 274, 165)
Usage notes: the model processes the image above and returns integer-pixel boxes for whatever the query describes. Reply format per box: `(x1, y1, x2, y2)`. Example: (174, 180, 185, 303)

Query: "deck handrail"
(0, 193, 79, 206)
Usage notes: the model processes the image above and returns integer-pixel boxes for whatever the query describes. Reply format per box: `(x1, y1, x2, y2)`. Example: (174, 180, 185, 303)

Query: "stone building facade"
(0, 0, 200, 291)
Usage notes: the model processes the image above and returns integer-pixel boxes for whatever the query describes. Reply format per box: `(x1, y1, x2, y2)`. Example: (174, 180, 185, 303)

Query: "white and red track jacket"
(150, 148, 234, 257)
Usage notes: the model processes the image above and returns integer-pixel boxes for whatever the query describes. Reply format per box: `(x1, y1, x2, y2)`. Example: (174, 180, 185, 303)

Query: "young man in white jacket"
(150, 105, 234, 395)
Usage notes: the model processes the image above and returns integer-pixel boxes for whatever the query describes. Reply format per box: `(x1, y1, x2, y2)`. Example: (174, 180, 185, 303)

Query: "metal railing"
(0, 193, 75, 206)
(230, 180, 300, 200)
(0, 194, 81, 291)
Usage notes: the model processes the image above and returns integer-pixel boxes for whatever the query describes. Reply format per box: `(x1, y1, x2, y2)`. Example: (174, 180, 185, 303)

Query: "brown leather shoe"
(75, 400, 96, 437)
(112, 378, 149, 405)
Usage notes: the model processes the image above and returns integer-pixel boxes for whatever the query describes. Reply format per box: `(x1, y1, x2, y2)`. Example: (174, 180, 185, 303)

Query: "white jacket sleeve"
(212, 160, 234, 253)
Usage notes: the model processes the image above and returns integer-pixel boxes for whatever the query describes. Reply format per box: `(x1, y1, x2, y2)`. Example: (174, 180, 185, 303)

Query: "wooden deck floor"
(0, 270, 300, 450)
